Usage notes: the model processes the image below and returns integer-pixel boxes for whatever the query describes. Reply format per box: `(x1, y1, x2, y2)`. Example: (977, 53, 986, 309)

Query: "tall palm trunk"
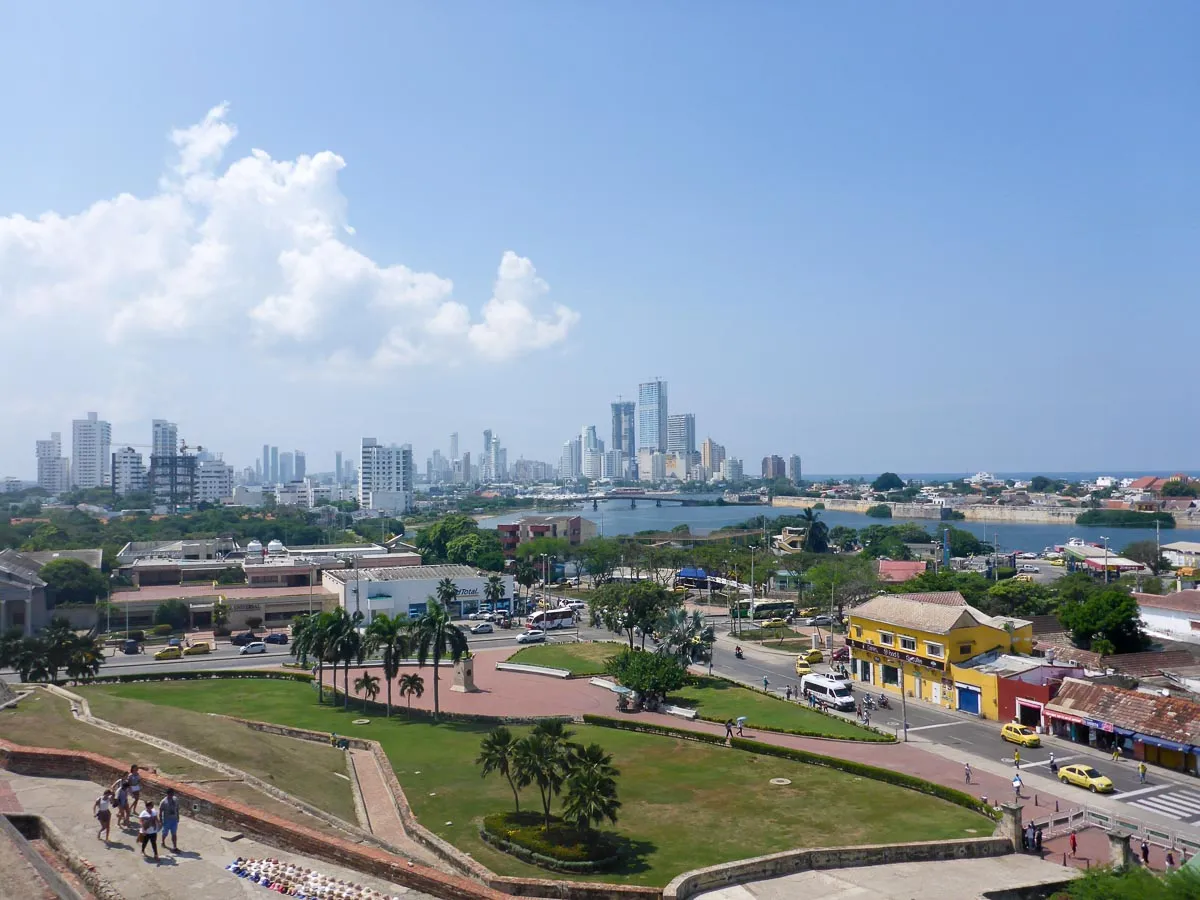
(386, 674, 393, 718)
(432, 643, 441, 720)
(316, 660, 324, 704)
(344, 658, 351, 709)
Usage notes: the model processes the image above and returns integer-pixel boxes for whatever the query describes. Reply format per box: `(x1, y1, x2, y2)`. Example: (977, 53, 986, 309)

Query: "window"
(881, 665, 900, 686)
(878, 631, 894, 646)
(853, 626, 863, 638)
(899, 636, 917, 652)
(958, 643, 974, 655)
(926, 641, 944, 658)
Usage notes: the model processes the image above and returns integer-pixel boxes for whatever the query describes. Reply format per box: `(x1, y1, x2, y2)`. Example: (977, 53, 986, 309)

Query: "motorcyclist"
(1049, 751, 1058, 774)
(735, 645, 744, 658)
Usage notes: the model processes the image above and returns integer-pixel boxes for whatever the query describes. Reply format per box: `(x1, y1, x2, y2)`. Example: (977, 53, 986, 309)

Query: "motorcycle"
(863, 695, 876, 711)
(878, 694, 891, 709)
(735, 646, 744, 660)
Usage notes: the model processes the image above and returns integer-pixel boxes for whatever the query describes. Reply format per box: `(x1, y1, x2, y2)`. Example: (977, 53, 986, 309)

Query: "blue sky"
(2, 3, 1197, 477)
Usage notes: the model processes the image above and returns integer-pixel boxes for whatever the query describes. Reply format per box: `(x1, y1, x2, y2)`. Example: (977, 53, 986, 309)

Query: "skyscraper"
(637, 380, 668, 452)
(701, 437, 725, 472)
(559, 439, 581, 480)
(581, 426, 604, 479)
(335, 450, 343, 483)
(788, 455, 802, 484)
(71, 412, 112, 489)
(294, 451, 306, 482)
(481, 430, 494, 481)
(112, 447, 147, 496)
(279, 451, 294, 484)
(449, 432, 459, 462)
(667, 414, 696, 456)
(263, 445, 271, 483)
(36, 432, 69, 494)
(152, 420, 178, 459)
(762, 455, 786, 480)
(359, 438, 414, 513)
(270, 446, 279, 484)
(610, 401, 635, 454)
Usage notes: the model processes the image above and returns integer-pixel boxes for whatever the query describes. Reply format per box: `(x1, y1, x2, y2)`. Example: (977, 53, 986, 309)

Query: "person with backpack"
(159, 788, 181, 852)
(138, 797, 160, 860)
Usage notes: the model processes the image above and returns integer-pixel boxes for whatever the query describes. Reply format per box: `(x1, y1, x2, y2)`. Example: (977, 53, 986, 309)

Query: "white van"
(800, 674, 855, 712)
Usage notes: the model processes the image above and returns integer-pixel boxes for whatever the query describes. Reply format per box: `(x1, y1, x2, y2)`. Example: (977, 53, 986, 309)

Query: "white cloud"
(0, 103, 579, 430)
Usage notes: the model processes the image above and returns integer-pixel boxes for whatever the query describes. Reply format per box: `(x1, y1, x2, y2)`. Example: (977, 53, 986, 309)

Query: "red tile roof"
(876, 560, 929, 583)
(1135, 590, 1200, 615)
(1046, 677, 1200, 745)
(889, 591, 968, 606)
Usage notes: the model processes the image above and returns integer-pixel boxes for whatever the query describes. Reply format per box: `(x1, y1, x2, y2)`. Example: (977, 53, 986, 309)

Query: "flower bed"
(480, 811, 623, 873)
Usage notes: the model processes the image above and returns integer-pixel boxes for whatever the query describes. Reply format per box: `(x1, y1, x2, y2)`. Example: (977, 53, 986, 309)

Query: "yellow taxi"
(1058, 764, 1114, 793)
(1014, 573, 1035, 583)
(182, 642, 212, 656)
(762, 617, 789, 629)
(1000, 722, 1041, 747)
(153, 646, 182, 661)
(798, 648, 824, 664)
(794, 657, 813, 677)
(1051, 558, 1065, 567)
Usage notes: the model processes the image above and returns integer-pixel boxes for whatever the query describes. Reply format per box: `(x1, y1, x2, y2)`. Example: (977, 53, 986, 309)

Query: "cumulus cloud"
(0, 103, 578, 416)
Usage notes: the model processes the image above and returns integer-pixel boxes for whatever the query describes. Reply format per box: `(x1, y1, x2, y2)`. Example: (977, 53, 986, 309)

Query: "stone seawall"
(770, 497, 946, 519)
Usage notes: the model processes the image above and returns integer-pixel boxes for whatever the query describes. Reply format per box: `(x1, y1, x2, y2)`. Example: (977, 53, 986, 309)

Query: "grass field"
(83, 680, 984, 886)
(670, 677, 880, 740)
(507, 641, 619, 675)
(0, 689, 356, 835)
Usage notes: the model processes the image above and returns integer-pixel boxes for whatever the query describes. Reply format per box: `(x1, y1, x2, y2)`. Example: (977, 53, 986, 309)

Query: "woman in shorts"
(113, 779, 130, 828)
(94, 789, 114, 841)
(137, 798, 159, 860)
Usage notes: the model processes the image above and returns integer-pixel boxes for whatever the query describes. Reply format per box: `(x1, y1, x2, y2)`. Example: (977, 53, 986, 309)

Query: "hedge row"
(320, 683, 572, 727)
(89, 670, 314, 685)
(582, 714, 999, 821)
(479, 814, 621, 873)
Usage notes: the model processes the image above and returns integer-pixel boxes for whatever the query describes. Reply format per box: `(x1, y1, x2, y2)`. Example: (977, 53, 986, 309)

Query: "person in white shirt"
(137, 798, 159, 860)
(93, 789, 114, 842)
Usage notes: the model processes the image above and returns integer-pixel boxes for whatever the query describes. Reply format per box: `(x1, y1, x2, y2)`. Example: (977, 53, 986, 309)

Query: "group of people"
(1021, 822, 1044, 854)
(91, 763, 181, 861)
(227, 857, 406, 898)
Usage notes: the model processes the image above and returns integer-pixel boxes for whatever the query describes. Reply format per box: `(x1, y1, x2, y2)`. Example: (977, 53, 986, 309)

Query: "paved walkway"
(0, 768, 438, 900)
(348, 749, 447, 872)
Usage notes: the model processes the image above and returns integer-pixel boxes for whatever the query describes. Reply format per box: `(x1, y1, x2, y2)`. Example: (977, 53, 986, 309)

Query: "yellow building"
(847, 591, 1033, 718)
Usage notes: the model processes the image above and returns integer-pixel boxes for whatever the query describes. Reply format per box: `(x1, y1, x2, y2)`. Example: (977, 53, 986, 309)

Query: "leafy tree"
(803, 555, 880, 621)
(353, 672, 380, 711)
(1058, 587, 1148, 654)
(215, 566, 246, 585)
(871, 472, 904, 492)
(445, 530, 505, 571)
(412, 598, 469, 720)
(857, 526, 913, 560)
(1161, 479, 1199, 498)
(39, 558, 107, 605)
(212, 599, 231, 628)
(398, 672, 425, 716)
(590, 581, 677, 649)
(605, 648, 687, 705)
(477, 725, 522, 812)
(245, 616, 264, 630)
(865, 504, 892, 519)
(828, 526, 858, 553)
(514, 536, 571, 564)
(980, 579, 1054, 617)
(1122, 540, 1170, 574)
(415, 515, 479, 562)
(563, 766, 621, 831)
(1029, 476, 1066, 493)
(366, 613, 410, 717)
(154, 599, 190, 631)
(579, 537, 623, 586)
(894, 570, 992, 608)
(940, 526, 991, 557)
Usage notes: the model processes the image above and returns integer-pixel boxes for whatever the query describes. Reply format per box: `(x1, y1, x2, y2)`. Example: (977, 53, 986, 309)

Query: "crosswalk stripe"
(1154, 792, 1200, 809)
(1128, 799, 1187, 820)
(1136, 793, 1200, 814)
(1128, 796, 1200, 819)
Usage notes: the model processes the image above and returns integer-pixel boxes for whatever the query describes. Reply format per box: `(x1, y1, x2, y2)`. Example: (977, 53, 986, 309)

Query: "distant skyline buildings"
(667, 413, 695, 456)
(637, 380, 668, 452)
(71, 412, 111, 489)
(610, 401, 635, 455)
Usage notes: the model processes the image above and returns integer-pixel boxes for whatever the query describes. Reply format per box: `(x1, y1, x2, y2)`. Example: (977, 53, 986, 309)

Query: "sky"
(2, 2, 1198, 478)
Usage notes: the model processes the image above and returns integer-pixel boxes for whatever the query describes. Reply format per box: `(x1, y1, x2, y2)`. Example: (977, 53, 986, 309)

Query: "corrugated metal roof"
(323, 564, 486, 584)
(1046, 677, 1200, 745)
(1136, 590, 1200, 615)
(852, 593, 982, 635)
(890, 591, 968, 606)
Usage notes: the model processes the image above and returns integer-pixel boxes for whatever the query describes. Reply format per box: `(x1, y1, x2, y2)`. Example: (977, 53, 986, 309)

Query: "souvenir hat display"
(226, 857, 407, 899)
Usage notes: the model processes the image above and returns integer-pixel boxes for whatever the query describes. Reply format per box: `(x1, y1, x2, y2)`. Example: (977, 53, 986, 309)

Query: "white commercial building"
(36, 432, 70, 494)
(359, 438, 413, 513)
(638, 448, 666, 483)
(722, 457, 744, 481)
(152, 420, 178, 458)
(638, 380, 668, 452)
(601, 449, 626, 480)
(233, 485, 265, 508)
(666, 413, 695, 456)
(197, 459, 234, 504)
(322, 564, 513, 620)
(112, 447, 147, 496)
(1134, 590, 1200, 643)
(1162, 542, 1200, 570)
(71, 411, 111, 489)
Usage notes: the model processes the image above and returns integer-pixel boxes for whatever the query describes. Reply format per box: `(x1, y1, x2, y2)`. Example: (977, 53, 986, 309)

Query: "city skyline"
(1, 7, 1198, 475)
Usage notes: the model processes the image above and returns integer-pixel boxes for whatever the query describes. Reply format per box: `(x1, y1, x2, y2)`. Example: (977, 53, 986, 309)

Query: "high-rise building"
(358, 438, 414, 513)
(294, 451, 306, 482)
(637, 380, 668, 452)
(701, 437, 725, 472)
(262, 445, 271, 482)
(152, 420, 178, 459)
(197, 459, 234, 504)
(761, 455, 786, 480)
(270, 446, 279, 484)
(254, 459, 262, 483)
(602, 450, 626, 480)
(667, 414, 696, 456)
(335, 451, 343, 483)
(35, 432, 70, 494)
(559, 439, 581, 481)
(279, 451, 295, 484)
(788, 455, 802, 484)
(610, 401, 635, 454)
(636, 450, 665, 482)
(459, 451, 471, 484)
(71, 412, 112, 489)
(148, 449, 197, 513)
(722, 458, 743, 481)
(449, 433, 459, 462)
(111, 447, 147, 496)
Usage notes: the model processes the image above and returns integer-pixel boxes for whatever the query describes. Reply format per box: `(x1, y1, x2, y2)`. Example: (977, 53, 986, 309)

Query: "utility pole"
(1101, 535, 1110, 585)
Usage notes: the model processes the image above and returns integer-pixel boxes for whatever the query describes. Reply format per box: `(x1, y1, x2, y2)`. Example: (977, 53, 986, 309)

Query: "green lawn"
(83, 680, 983, 886)
(508, 641, 619, 675)
(671, 677, 882, 740)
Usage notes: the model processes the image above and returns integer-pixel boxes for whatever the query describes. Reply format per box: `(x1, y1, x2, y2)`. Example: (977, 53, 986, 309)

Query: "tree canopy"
(590, 581, 678, 649)
(1057, 585, 1148, 654)
(39, 557, 107, 604)
(871, 472, 905, 492)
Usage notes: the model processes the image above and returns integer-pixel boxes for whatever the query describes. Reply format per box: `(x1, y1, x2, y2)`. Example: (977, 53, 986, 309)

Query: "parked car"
(240, 641, 268, 655)
(801, 615, 833, 627)
(471, 622, 494, 634)
(121, 639, 141, 655)
(1017, 552, 1039, 560)
(1058, 764, 1113, 793)
(182, 642, 212, 656)
(831, 646, 849, 662)
(153, 646, 182, 661)
(516, 629, 547, 644)
(230, 631, 257, 646)
(1018, 564, 1039, 574)
(1001, 722, 1041, 748)
(263, 632, 289, 645)
(761, 617, 789, 629)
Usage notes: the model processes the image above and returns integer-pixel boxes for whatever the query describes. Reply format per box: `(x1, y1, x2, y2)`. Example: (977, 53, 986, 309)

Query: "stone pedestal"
(999, 802, 1023, 851)
(1107, 830, 1133, 871)
(451, 656, 478, 693)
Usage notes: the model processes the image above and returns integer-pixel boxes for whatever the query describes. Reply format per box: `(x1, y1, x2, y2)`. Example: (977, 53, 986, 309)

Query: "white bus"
(528, 607, 576, 630)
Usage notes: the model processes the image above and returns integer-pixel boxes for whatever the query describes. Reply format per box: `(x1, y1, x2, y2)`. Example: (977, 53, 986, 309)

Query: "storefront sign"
(1084, 718, 1114, 733)
(847, 638, 945, 671)
(1045, 710, 1083, 724)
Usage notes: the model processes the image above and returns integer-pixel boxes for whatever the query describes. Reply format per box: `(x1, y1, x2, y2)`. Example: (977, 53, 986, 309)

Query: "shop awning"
(1114, 727, 1137, 737)
(1134, 733, 1192, 753)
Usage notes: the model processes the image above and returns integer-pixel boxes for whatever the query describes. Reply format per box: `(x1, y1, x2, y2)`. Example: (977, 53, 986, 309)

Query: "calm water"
(479, 497, 1184, 554)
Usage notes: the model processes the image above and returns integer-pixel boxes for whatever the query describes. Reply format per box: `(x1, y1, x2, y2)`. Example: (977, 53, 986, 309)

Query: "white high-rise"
(71, 412, 111, 489)
(449, 433, 459, 462)
(36, 432, 70, 494)
(667, 413, 695, 456)
(638, 380, 668, 452)
(197, 459, 234, 503)
(112, 447, 147, 496)
(359, 438, 414, 513)
(152, 420, 178, 459)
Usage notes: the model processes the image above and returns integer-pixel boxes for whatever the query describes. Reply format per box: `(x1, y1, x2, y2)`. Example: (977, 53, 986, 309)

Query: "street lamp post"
(1101, 535, 1110, 584)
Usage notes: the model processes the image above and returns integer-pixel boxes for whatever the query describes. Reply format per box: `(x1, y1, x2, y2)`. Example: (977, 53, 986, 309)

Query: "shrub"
(581, 714, 997, 821)
(128, 630, 145, 642)
(154, 598, 190, 631)
(150, 623, 173, 636)
(246, 616, 264, 629)
(214, 626, 232, 637)
(865, 504, 892, 519)
(480, 812, 622, 873)
(89, 670, 315, 685)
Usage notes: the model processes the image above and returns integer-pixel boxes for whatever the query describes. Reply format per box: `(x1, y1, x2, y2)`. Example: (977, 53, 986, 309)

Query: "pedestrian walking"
(1138, 762, 1147, 784)
(127, 764, 142, 809)
(138, 798, 159, 861)
(94, 789, 114, 842)
(1035, 826, 1043, 854)
(1069, 831, 1077, 858)
(724, 719, 733, 739)
(736, 716, 746, 737)
(112, 779, 130, 828)
(964, 763, 972, 785)
(1012, 773, 1023, 799)
(1167, 849, 1176, 871)
(1112, 746, 1120, 762)
(1013, 748, 1020, 768)
(762, 675, 769, 691)
(785, 685, 792, 701)
(1141, 838, 1150, 865)
(159, 788, 180, 852)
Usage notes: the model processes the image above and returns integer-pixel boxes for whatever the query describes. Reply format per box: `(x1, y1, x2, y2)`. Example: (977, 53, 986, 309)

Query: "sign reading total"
(847, 638, 946, 672)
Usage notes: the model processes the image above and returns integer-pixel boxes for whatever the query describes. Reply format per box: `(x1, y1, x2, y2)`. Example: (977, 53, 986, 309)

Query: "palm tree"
(41, 616, 76, 682)
(514, 732, 569, 832)
(657, 608, 704, 663)
(366, 613, 410, 717)
(296, 611, 336, 704)
(354, 672, 381, 712)
(65, 636, 105, 683)
(477, 725, 522, 812)
(484, 574, 506, 615)
(398, 672, 424, 716)
(412, 599, 468, 720)
(328, 608, 365, 709)
(563, 769, 621, 832)
(569, 742, 618, 780)
(514, 560, 536, 611)
(435, 576, 460, 613)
